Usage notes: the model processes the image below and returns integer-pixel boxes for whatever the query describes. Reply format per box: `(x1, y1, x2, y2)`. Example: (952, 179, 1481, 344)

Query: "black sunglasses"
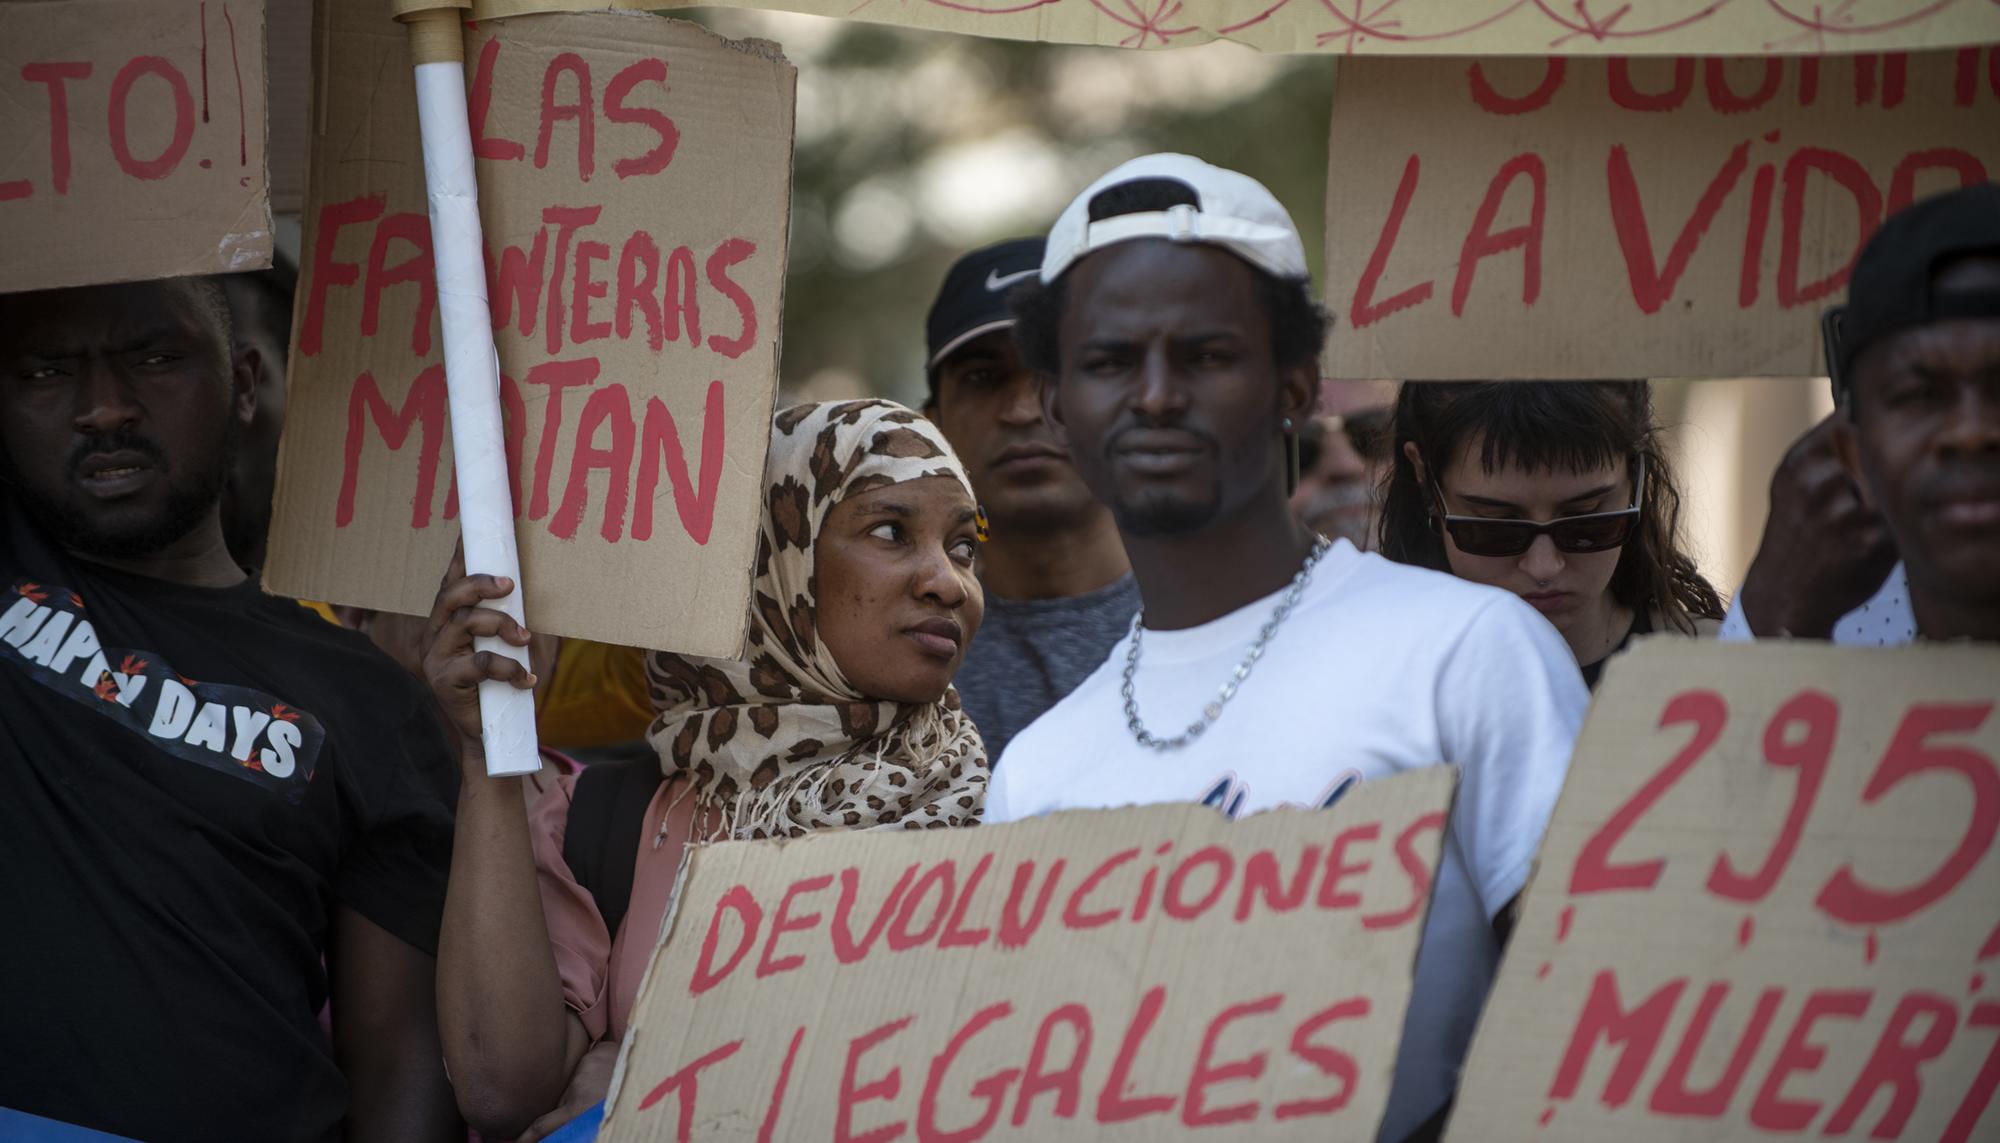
(1427, 455, 1646, 557)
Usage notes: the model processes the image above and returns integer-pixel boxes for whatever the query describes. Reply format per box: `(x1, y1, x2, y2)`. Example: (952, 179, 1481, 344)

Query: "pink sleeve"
(528, 772, 613, 1043)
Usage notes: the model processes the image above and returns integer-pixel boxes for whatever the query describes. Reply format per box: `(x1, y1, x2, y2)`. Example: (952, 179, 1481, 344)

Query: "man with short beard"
(986, 155, 1587, 1143)
(921, 238, 1137, 762)
(0, 278, 461, 1143)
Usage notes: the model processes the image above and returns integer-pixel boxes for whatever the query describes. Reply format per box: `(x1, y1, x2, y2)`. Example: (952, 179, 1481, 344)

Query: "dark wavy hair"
(1377, 381, 1723, 634)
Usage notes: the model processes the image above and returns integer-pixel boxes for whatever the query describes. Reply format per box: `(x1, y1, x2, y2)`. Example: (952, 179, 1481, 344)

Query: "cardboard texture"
(472, 0, 1997, 57)
(0, 0, 272, 292)
(1323, 51, 2000, 380)
(1448, 639, 2000, 1141)
(267, 0, 309, 214)
(266, 1, 794, 657)
(599, 767, 1457, 1142)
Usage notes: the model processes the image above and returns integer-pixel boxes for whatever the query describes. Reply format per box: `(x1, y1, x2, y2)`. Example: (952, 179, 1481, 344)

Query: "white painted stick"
(405, 13, 541, 778)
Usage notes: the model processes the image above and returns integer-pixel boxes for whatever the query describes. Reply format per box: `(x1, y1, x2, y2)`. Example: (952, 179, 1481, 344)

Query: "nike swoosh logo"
(985, 267, 1038, 292)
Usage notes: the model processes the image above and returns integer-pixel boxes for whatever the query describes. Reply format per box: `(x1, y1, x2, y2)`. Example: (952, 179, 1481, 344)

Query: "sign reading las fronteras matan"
(599, 769, 1457, 1142)
(1450, 640, 2000, 1141)
(266, 2, 795, 658)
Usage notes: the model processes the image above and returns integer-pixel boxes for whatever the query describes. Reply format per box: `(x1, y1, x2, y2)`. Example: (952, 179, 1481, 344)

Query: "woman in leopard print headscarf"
(426, 399, 990, 1135)
(644, 399, 989, 838)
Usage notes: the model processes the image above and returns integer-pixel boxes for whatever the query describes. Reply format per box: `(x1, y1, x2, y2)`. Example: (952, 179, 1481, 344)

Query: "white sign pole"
(398, 5, 541, 778)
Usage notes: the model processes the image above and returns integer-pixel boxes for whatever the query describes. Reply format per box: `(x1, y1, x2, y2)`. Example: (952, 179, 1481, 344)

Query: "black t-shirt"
(0, 504, 457, 1143)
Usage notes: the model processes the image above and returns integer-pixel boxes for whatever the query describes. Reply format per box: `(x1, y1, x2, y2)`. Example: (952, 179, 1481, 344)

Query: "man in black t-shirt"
(0, 278, 461, 1143)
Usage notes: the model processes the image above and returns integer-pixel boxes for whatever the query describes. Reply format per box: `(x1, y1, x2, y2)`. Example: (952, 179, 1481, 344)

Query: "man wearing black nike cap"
(923, 238, 1136, 763)
(1831, 181, 2000, 642)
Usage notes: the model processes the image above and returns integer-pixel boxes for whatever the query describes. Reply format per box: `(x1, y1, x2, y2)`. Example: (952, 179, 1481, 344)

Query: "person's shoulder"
(1315, 547, 1523, 625)
(995, 664, 1112, 773)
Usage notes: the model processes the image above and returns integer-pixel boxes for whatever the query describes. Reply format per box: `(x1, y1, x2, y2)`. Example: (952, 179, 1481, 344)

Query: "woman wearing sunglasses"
(1378, 381, 1723, 688)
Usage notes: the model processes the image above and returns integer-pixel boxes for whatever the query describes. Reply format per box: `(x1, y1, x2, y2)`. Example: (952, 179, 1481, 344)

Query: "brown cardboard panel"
(0, 0, 273, 292)
(601, 767, 1457, 1141)
(1324, 52, 2000, 379)
(266, 0, 310, 214)
(1449, 638, 2000, 1141)
(265, 0, 793, 657)
(498, 0, 2000, 58)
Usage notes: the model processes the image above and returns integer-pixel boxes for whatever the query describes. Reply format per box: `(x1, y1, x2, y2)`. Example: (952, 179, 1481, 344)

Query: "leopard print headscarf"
(643, 400, 989, 839)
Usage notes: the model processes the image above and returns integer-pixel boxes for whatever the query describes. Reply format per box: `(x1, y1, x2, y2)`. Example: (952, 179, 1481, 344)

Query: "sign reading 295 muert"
(1450, 640, 2000, 1142)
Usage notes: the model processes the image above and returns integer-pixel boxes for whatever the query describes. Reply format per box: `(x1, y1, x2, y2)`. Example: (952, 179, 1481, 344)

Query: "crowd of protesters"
(1, 151, 1994, 1143)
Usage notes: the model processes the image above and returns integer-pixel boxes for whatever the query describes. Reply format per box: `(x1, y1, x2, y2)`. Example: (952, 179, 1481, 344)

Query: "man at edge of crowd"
(922, 237, 1137, 763)
(1719, 410, 1910, 644)
(219, 253, 298, 574)
(985, 153, 1588, 1143)
(0, 277, 462, 1143)
(1831, 181, 2000, 643)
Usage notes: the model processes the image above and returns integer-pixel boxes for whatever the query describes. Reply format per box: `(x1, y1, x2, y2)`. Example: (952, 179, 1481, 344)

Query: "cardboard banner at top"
(1450, 639, 2000, 1141)
(0, 0, 272, 293)
(1323, 50, 2000, 380)
(265, 2, 795, 657)
(462, 0, 2000, 57)
(598, 769, 1456, 1142)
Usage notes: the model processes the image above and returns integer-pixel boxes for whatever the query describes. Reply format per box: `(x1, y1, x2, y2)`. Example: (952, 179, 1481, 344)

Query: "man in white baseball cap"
(985, 153, 1588, 1143)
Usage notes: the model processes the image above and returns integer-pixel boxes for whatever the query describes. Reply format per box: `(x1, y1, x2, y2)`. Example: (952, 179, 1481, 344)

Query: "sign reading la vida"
(1323, 50, 2000, 378)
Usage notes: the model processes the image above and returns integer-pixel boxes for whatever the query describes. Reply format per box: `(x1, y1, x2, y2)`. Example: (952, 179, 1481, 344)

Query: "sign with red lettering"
(1448, 640, 2000, 1141)
(0, 0, 272, 293)
(265, 1, 793, 656)
(598, 768, 1456, 1142)
(1323, 51, 2000, 380)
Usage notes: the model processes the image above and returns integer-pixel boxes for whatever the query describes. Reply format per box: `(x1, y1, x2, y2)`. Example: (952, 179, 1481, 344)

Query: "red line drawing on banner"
(1314, 0, 1535, 53)
(1216, 0, 1294, 33)
(1089, 0, 1201, 46)
(782, 0, 1995, 53)
(1536, 0, 1732, 47)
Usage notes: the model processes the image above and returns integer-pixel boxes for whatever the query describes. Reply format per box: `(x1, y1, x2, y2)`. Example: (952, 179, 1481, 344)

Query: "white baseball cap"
(1040, 153, 1309, 284)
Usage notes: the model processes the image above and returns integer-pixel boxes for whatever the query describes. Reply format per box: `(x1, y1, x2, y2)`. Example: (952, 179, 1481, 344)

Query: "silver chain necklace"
(1121, 536, 1331, 751)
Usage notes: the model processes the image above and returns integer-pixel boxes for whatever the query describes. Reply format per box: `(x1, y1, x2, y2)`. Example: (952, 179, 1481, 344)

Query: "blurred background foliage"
(671, 11, 1829, 589)
(696, 10, 1331, 407)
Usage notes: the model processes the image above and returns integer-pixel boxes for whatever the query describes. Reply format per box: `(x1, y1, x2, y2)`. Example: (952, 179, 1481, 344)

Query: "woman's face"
(814, 475, 985, 704)
(1423, 439, 1632, 642)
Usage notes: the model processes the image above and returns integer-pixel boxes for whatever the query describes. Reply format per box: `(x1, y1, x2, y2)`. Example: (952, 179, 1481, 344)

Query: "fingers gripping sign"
(425, 540, 543, 775)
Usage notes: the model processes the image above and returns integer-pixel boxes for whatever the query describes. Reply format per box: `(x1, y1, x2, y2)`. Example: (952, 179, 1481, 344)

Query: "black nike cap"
(1832, 181, 2000, 393)
(925, 237, 1045, 373)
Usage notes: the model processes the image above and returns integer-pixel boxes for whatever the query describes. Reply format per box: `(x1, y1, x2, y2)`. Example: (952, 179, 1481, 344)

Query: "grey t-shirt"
(956, 573, 1141, 766)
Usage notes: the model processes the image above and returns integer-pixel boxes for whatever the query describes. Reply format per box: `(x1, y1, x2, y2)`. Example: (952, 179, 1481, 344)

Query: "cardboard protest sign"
(265, 2, 794, 657)
(1323, 51, 2000, 380)
(0, 0, 272, 292)
(598, 768, 1457, 1142)
(470, 0, 2000, 58)
(1449, 639, 2000, 1141)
